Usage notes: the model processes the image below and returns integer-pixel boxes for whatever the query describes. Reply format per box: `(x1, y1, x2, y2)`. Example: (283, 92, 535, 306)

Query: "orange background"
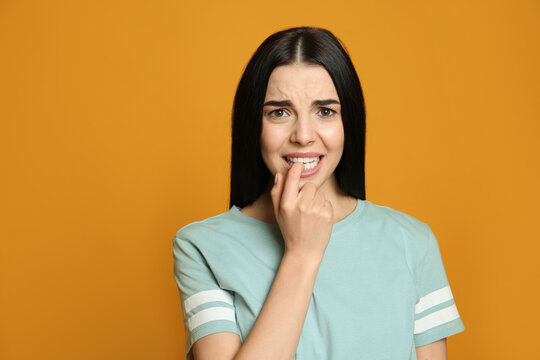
(1, 0, 539, 358)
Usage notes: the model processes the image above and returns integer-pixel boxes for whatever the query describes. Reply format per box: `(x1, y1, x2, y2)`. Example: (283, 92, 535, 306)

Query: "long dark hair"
(230, 26, 366, 208)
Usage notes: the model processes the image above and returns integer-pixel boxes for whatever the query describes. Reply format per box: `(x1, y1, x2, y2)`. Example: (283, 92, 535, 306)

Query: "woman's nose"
(290, 113, 316, 145)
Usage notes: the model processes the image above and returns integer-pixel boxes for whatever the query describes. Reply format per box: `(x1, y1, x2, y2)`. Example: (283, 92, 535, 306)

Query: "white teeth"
(285, 156, 320, 169)
(286, 156, 319, 163)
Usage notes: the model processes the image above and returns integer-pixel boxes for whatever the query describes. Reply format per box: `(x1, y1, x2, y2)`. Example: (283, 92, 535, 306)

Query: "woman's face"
(260, 63, 344, 191)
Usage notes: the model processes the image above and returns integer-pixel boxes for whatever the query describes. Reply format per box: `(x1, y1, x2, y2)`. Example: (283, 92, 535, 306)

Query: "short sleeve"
(413, 223, 465, 347)
(172, 227, 241, 359)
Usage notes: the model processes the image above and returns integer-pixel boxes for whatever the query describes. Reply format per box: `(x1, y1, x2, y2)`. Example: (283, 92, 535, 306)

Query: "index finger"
(281, 162, 304, 203)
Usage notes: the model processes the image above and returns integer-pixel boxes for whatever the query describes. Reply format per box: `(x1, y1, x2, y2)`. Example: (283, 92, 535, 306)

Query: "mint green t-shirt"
(172, 199, 465, 359)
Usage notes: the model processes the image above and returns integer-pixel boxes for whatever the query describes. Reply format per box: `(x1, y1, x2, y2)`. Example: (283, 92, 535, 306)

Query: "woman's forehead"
(265, 64, 338, 102)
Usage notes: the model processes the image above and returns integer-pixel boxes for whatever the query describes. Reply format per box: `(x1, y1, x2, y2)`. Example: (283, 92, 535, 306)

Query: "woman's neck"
(240, 176, 358, 225)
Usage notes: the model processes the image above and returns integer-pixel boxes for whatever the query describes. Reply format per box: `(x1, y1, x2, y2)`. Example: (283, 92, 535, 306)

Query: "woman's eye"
(318, 108, 336, 117)
(268, 108, 335, 118)
(269, 109, 289, 118)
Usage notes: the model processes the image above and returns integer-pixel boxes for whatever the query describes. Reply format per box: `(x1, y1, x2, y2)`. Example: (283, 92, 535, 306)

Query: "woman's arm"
(192, 163, 333, 360)
(192, 253, 320, 360)
(416, 338, 447, 360)
(234, 252, 321, 360)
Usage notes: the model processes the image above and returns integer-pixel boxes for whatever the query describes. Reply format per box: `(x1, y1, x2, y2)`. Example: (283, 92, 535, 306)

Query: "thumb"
(270, 172, 283, 218)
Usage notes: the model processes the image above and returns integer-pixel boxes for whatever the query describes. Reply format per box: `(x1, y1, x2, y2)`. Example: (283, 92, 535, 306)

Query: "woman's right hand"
(270, 162, 334, 265)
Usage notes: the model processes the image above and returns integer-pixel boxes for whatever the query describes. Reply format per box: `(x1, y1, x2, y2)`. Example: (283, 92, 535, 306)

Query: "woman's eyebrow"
(263, 99, 340, 107)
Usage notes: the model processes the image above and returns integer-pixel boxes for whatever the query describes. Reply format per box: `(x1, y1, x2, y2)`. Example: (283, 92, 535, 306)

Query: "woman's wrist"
(282, 249, 323, 273)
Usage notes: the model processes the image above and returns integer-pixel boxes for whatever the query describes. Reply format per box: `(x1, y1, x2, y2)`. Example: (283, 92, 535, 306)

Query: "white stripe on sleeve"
(187, 307, 236, 332)
(414, 304, 460, 334)
(415, 285, 454, 314)
(184, 289, 234, 313)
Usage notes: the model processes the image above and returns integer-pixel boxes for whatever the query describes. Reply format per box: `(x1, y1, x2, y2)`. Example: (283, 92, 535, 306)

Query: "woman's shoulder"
(358, 201, 435, 262)
(361, 199, 430, 237)
(173, 205, 273, 247)
(174, 207, 238, 241)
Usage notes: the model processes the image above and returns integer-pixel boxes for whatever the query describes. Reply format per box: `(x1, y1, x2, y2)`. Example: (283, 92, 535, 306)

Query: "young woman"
(173, 27, 465, 360)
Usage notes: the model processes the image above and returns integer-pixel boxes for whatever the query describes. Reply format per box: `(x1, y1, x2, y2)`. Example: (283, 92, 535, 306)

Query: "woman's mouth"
(282, 155, 324, 177)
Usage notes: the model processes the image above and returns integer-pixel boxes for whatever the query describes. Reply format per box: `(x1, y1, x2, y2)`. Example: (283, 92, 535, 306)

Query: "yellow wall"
(1, 0, 538, 358)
